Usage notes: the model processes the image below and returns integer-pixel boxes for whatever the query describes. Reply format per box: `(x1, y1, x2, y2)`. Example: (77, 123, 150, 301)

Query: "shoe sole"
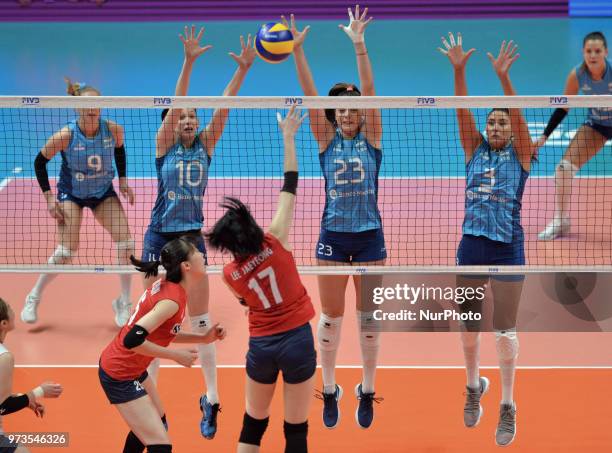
(495, 426, 517, 447)
(20, 312, 37, 324)
(323, 385, 343, 430)
(465, 376, 490, 428)
(538, 224, 570, 241)
(354, 383, 373, 430)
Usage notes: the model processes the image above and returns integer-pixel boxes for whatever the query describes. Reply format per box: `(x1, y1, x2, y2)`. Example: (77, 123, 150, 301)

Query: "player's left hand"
(119, 179, 135, 205)
(487, 40, 519, 78)
(339, 5, 373, 44)
(229, 35, 256, 69)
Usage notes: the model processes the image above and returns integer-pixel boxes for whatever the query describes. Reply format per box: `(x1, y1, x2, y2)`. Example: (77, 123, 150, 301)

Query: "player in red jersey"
(98, 238, 225, 453)
(206, 106, 315, 453)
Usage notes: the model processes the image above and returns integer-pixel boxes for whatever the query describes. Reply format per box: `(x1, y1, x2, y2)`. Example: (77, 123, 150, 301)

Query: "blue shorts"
(98, 365, 148, 405)
(246, 323, 317, 385)
(57, 185, 118, 211)
(585, 119, 612, 140)
(457, 234, 525, 281)
(0, 436, 18, 452)
(316, 228, 387, 263)
(142, 228, 207, 265)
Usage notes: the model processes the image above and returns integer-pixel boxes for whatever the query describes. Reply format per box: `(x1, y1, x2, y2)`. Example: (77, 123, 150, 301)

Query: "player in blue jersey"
(537, 32, 612, 239)
(23, 79, 136, 328)
(440, 34, 534, 446)
(286, 6, 384, 430)
(141, 25, 255, 440)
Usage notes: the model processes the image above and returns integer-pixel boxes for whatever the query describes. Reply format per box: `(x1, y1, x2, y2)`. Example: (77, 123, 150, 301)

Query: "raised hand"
(487, 40, 519, 77)
(229, 35, 256, 69)
(438, 32, 476, 70)
(339, 5, 373, 44)
(179, 25, 212, 62)
(277, 105, 307, 137)
(281, 14, 310, 50)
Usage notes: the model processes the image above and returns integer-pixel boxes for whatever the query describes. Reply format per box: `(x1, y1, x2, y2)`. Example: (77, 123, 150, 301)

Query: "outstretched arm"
(268, 106, 307, 249)
(201, 35, 256, 155)
(488, 40, 533, 169)
(339, 5, 382, 148)
(284, 14, 335, 150)
(439, 32, 480, 162)
(156, 25, 212, 157)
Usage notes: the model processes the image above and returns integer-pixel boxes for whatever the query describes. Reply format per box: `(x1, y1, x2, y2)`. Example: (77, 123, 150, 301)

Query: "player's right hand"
(40, 381, 63, 398)
(47, 201, 65, 225)
(174, 348, 198, 368)
(281, 14, 310, 50)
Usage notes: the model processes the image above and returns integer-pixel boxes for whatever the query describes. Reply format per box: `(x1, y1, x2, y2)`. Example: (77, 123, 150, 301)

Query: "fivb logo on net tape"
(153, 97, 173, 106)
(549, 96, 568, 106)
(284, 97, 303, 106)
(21, 97, 40, 106)
(416, 97, 436, 106)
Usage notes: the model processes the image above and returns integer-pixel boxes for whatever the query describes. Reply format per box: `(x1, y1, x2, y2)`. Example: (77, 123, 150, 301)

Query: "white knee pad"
(48, 245, 73, 265)
(317, 314, 343, 352)
(556, 159, 578, 180)
(115, 239, 135, 263)
(495, 328, 519, 361)
(357, 311, 381, 349)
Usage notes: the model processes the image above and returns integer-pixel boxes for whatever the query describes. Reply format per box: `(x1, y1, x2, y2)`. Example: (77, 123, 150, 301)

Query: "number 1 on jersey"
(247, 267, 283, 309)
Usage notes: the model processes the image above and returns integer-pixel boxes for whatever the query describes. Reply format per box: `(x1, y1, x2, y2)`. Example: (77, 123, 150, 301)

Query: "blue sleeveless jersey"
(576, 59, 612, 126)
(319, 131, 382, 232)
(463, 138, 528, 244)
(149, 137, 211, 233)
(57, 119, 115, 199)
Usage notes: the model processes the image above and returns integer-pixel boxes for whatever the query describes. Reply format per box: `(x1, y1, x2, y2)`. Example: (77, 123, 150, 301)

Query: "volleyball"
(255, 22, 294, 63)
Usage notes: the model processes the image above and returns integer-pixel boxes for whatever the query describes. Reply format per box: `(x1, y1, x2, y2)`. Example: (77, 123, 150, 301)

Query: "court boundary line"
(14, 365, 612, 370)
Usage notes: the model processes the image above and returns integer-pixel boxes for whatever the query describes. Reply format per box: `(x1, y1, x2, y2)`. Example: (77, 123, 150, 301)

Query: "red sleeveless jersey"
(100, 279, 187, 380)
(223, 233, 314, 337)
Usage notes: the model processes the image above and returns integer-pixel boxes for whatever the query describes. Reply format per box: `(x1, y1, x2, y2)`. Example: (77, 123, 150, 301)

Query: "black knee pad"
(146, 444, 171, 453)
(239, 413, 269, 446)
(123, 431, 145, 453)
(284, 420, 308, 453)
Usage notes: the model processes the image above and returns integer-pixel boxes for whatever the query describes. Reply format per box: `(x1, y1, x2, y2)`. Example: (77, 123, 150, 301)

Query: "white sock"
(356, 310, 380, 394)
(461, 330, 481, 389)
(116, 240, 134, 303)
(190, 313, 219, 404)
(317, 313, 343, 394)
(30, 245, 72, 298)
(554, 159, 577, 219)
(496, 329, 519, 404)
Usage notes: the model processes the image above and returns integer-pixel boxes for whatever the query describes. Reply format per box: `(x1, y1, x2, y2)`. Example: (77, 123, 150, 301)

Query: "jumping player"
(439, 33, 533, 446)
(285, 6, 385, 430)
(206, 106, 316, 453)
(143, 25, 255, 439)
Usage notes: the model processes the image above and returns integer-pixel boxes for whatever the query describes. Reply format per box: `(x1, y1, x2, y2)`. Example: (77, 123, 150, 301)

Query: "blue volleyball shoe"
(316, 384, 343, 429)
(199, 395, 220, 439)
(355, 383, 383, 429)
